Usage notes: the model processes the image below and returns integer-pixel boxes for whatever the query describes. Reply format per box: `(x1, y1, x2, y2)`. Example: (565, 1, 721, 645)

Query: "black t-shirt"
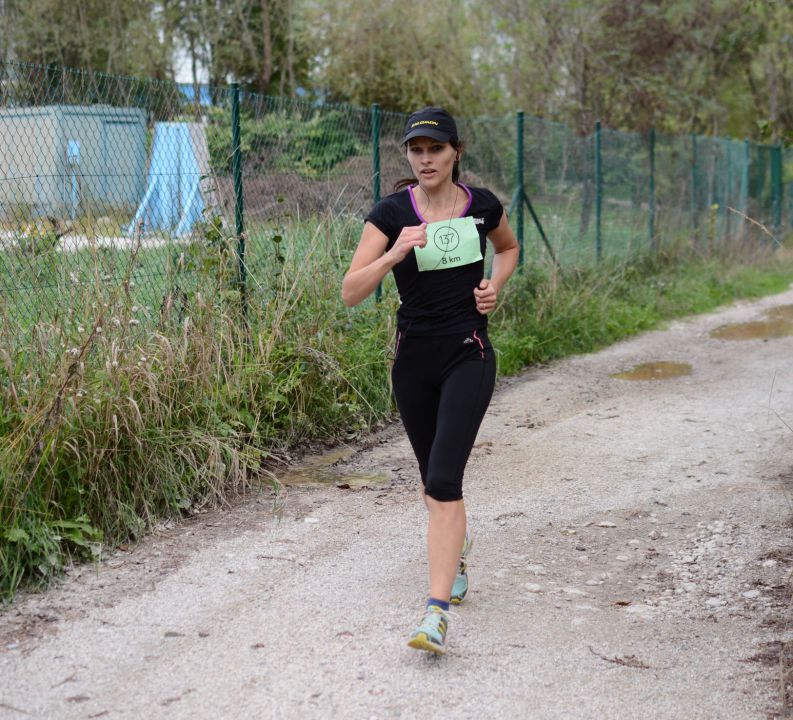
(364, 183, 504, 335)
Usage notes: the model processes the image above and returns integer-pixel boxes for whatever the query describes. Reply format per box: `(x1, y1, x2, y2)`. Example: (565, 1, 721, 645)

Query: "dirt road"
(3, 289, 793, 720)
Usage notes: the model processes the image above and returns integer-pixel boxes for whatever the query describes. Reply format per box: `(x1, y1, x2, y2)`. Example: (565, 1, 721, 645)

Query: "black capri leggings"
(391, 327, 497, 502)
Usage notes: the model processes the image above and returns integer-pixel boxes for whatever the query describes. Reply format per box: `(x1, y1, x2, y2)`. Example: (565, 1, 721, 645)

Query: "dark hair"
(393, 139, 465, 192)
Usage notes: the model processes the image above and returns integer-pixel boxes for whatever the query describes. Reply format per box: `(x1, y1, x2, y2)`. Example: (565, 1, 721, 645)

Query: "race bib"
(414, 216, 483, 272)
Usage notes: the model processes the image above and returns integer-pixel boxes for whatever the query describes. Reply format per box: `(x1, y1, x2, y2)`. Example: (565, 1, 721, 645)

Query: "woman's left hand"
(474, 278, 498, 315)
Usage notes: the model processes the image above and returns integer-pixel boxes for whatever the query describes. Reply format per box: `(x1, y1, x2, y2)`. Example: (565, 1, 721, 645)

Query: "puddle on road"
(711, 304, 793, 341)
(767, 304, 793, 321)
(611, 361, 693, 381)
(276, 447, 389, 489)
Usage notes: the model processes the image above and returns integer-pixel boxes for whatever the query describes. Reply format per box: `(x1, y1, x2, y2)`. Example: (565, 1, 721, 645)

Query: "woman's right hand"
(387, 223, 427, 264)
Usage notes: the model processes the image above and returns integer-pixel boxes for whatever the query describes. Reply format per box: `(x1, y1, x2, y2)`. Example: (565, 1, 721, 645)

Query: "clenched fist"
(388, 224, 427, 264)
(474, 278, 498, 314)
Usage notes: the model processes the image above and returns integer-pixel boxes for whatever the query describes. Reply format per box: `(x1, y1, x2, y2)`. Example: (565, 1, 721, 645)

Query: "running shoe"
(407, 605, 449, 655)
(450, 530, 473, 605)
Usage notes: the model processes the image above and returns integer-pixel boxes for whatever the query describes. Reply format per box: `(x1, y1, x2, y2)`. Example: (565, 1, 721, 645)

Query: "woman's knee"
(424, 477, 463, 503)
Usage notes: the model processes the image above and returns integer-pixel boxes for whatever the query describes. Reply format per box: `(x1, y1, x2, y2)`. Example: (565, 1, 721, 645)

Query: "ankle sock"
(427, 597, 450, 612)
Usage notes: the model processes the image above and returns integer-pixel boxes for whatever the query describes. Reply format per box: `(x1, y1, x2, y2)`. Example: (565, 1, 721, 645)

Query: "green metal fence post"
(231, 83, 247, 315)
(691, 134, 698, 243)
(510, 110, 557, 271)
(372, 103, 382, 301)
(739, 139, 750, 239)
(372, 103, 381, 203)
(771, 142, 783, 236)
(648, 127, 656, 252)
(725, 141, 733, 240)
(595, 120, 602, 262)
(516, 111, 525, 267)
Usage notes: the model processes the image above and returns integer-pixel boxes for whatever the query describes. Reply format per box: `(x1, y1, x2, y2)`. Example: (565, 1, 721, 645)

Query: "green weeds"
(1, 215, 792, 603)
(0, 214, 393, 601)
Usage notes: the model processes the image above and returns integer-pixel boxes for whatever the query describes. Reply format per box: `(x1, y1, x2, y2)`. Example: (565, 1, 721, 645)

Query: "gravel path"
(3, 289, 793, 720)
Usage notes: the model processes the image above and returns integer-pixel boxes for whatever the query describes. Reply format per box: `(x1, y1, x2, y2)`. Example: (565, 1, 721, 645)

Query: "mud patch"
(611, 361, 693, 381)
(275, 447, 389, 489)
(711, 304, 793, 341)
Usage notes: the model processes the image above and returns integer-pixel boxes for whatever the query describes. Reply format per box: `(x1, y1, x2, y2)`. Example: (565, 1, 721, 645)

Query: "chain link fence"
(1, 60, 791, 328)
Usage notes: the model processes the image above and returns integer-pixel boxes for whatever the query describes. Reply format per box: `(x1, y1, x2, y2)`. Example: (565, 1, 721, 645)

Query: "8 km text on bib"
(414, 216, 483, 272)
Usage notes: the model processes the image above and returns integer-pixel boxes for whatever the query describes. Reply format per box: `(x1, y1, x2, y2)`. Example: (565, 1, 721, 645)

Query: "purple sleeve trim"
(407, 185, 426, 223)
(458, 183, 473, 216)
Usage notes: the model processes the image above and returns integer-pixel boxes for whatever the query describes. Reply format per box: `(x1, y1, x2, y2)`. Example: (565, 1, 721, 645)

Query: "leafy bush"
(15, 221, 60, 256)
(206, 108, 363, 178)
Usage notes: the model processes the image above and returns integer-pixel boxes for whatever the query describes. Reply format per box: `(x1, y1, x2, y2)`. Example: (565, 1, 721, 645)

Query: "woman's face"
(406, 137, 457, 189)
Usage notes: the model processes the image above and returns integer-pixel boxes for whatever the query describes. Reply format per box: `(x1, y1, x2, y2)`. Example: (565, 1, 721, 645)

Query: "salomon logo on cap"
(401, 107, 458, 145)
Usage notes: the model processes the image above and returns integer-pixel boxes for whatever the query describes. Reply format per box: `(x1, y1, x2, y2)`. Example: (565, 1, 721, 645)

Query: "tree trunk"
(767, 56, 779, 142)
(286, 0, 295, 96)
(259, 0, 273, 95)
(574, 41, 594, 241)
(0, 0, 10, 64)
(190, 32, 201, 121)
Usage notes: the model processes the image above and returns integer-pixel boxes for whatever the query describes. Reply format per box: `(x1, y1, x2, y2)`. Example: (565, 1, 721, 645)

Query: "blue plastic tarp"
(127, 122, 207, 237)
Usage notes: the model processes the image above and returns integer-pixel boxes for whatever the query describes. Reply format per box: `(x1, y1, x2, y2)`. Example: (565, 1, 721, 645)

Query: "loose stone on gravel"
(625, 604, 656, 616)
(562, 587, 588, 596)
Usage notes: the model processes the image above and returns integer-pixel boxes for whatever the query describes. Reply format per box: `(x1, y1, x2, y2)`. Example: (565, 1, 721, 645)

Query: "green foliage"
(6, 0, 173, 78)
(1, 509, 102, 595)
(15, 222, 59, 256)
(0, 212, 393, 602)
(307, 0, 482, 114)
(4, 0, 793, 140)
(206, 108, 362, 177)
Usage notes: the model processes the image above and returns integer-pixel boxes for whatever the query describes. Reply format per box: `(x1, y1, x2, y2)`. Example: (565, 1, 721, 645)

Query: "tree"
(305, 0, 483, 114)
(742, 0, 793, 142)
(6, 0, 172, 78)
(171, 0, 309, 96)
(0, 0, 789, 143)
(480, 0, 766, 136)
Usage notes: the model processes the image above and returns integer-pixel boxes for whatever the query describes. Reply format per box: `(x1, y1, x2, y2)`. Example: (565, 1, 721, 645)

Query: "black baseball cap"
(401, 107, 458, 145)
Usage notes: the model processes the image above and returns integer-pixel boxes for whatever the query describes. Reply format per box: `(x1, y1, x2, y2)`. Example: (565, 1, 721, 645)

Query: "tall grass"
(1, 214, 792, 602)
(0, 214, 395, 601)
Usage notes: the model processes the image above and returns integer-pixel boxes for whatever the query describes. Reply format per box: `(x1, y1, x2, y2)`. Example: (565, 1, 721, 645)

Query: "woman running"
(341, 107, 519, 654)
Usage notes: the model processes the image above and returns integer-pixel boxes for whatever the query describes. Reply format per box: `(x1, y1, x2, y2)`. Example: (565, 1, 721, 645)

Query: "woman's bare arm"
(341, 222, 427, 307)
